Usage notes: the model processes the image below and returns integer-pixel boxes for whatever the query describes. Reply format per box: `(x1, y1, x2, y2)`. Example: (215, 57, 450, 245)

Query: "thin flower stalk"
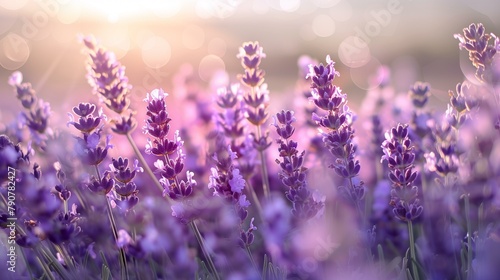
(213, 84, 263, 218)
(238, 41, 272, 199)
(381, 123, 423, 280)
(142, 88, 220, 279)
(68, 102, 129, 279)
(307, 55, 365, 215)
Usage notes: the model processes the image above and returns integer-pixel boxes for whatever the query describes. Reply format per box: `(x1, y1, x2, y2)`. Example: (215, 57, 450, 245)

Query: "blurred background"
(1, 0, 499, 121)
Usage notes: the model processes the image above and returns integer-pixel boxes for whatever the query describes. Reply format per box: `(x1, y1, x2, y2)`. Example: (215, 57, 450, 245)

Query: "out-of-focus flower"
(409, 82, 431, 108)
(8, 71, 52, 146)
(455, 23, 499, 85)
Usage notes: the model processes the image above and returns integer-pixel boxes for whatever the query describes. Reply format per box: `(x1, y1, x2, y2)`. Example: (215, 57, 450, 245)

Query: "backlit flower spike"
(308, 56, 365, 205)
(237, 41, 273, 198)
(8, 71, 53, 145)
(455, 23, 499, 84)
(81, 34, 137, 135)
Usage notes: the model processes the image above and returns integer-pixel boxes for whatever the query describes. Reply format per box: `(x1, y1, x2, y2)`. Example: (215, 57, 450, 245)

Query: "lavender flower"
(308, 56, 365, 205)
(409, 82, 431, 109)
(81, 35, 137, 135)
(238, 41, 272, 197)
(273, 110, 324, 220)
(425, 82, 474, 180)
(208, 136, 255, 248)
(67, 102, 112, 167)
(381, 124, 422, 221)
(143, 89, 197, 220)
(8, 71, 52, 145)
(109, 157, 142, 211)
(455, 23, 499, 85)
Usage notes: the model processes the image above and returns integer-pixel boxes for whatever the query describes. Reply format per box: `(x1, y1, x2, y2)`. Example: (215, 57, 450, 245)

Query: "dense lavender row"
(1, 23, 499, 280)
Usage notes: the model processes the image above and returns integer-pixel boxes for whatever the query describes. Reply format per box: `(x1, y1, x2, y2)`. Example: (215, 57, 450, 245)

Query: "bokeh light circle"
(330, 1, 353, 22)
(313, 0, 341, 8)
(153, 0, 182, 18)
(0, 0, 28, 10)
(312, 14, 335, 37)
(101, 29, 130, 59)
(0, 33, 30, 70)
(57, 1, 81, 25)
(207, 38, 227, 57)
(280, 0, 300, 12)
(338, 36, 371, 68)
(253, 0, 269, 14)
(198, 55, 225, 82)
(141, 36, 171, 69)
(182, 25, 205, 50)
(349, 57, 382, 90)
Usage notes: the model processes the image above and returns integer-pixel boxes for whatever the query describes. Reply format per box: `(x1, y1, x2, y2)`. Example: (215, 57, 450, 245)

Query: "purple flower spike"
(308, 56, 365, 205)
(274, 110, 324, 220)
(455, 23, 499, 84)
(409, 82, 431, 108)
(381, 124, 423, 222)
(143, 89, 198, 219)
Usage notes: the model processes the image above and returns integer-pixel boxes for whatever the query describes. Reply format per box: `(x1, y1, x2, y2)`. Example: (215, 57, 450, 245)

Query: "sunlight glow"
(77, 0, 183, 22)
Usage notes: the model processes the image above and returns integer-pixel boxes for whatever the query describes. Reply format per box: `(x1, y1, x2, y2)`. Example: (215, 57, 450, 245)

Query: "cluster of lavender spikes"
(2, 22, 500, 280)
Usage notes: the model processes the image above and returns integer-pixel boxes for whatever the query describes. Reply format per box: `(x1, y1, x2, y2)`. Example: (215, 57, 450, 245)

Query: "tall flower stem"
(408, 220, 420, 280)
(246, 180, 264, 221)
(245, 245, 258, 273)
(256, 124, 271, 199)
(464, 194, 473, 279)
(95, 165, 129, 280)
(126, 132, 164, 194)
(104, 195, 129, 280)
(189, 220, 221, 280)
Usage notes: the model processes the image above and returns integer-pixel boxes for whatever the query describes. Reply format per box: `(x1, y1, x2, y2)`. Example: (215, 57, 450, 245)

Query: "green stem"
(464, 194, 473, 279)
(407, 220, 420, 280)
(189, 220, 221, 280)
(104, 196, 129, 280)
(126, 132, 165, 195)
(245, 245, 258, 273)
(246, 179, 264, 222)
(256, 125, 271, 199)
(20, 247, 34, 280)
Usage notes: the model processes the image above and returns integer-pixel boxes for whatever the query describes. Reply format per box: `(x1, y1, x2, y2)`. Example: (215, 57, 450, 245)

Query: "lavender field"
(1, 1, 500, 280)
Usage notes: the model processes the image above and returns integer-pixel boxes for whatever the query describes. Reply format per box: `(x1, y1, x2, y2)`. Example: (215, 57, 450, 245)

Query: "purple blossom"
(81, 35, 137, 135)
(143, 88, 197, 220)
(381, 124, 423, 221)
(308, 56, 365, 205)
(455, 23, 499, 84)
(409, 82, 431, 108)
(273, 110, 324, 220)
(8, 71, 52, 145)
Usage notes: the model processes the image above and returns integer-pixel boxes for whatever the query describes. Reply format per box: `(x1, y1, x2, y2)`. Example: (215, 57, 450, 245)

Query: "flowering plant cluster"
(1, 22, 500, 280)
